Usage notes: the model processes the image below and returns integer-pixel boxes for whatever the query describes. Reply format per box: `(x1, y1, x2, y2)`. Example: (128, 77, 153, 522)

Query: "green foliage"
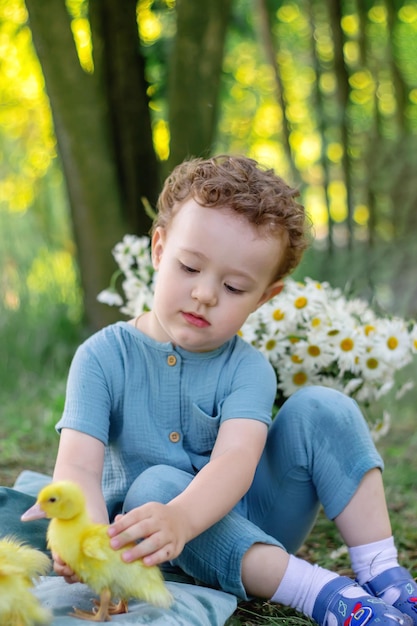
(2, 0, 417, 323)
(0, 0, 56, 213)
(0, 195, 84, 485)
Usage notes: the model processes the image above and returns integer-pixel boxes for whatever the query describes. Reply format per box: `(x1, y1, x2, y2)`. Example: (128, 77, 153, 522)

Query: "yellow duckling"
(21, 480, 173, 622)
(0, 536, 52, 626)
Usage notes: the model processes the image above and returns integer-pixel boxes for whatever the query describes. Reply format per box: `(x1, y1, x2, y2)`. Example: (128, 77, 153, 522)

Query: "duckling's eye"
(48, 497, 57, 503)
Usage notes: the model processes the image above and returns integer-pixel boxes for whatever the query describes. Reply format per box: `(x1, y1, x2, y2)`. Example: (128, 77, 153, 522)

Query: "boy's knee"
(277, 385, 364, 434)
(122, 465, 194, 511)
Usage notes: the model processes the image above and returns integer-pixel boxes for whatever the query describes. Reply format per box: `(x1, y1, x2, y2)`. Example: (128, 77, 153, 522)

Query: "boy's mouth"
(182, 312, 210, 328)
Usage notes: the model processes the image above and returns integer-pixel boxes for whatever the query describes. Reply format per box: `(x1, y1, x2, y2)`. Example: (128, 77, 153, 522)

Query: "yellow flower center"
(293, 371, 308, 386)
(308, 345, 321, 357)
(387, 336, 398, 350)
(291, 354, 303, 364)
(265, 339, 277, 351)
(366, 357, 379, 370)
(340, 338, 354, 352)
(237, 329, 243, 337)
(272, 309, 285, 321)
(311, 317, 321, 328)
(328, 329, 339, 336)
(364, 325, 375, 336)
(295, 296, 308, 309)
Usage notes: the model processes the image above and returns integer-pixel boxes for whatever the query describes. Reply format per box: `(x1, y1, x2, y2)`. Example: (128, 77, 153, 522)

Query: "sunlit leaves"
(0, 0, 55, 213)
(70, 18, 93, 72)
(328, 181, 347, 223)
(136, 0, 176, 161)
(152, 118, 170, 160)
(137, 0, 163, 45)
(219, 26, 283, 165)
(65, 0, 92, 72)
(3, 0, 417, 251)
(26, 247, 80, 312)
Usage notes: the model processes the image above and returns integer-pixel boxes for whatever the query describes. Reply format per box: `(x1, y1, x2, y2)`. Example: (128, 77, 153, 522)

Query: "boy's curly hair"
(154, 155, 311, 280)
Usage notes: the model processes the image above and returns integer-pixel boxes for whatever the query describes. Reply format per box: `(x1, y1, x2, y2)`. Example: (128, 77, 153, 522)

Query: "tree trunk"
(24, 0, 137, 330)
(326, 0, 354, 248)
(89, 0, 160, 227)
(167, 0, 233, 169)
(255, 0, 298, 185)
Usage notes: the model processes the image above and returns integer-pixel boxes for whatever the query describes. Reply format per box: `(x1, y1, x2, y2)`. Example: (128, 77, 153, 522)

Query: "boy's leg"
(339, 470, 417, 625)
(122, 463, 284, 599)
(245, 385, 384, 551)
(244, 386, 416, 626)
(241, 544, 411, 626)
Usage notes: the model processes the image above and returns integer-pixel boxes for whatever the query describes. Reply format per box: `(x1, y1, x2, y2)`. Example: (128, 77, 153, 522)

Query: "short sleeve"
(220, 344, 277, 426)
(55, 338, 112, 444)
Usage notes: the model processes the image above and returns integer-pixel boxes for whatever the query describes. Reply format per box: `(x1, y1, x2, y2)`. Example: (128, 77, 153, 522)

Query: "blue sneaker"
(312, 576, 413, 626)
(363, 567, 417, 625)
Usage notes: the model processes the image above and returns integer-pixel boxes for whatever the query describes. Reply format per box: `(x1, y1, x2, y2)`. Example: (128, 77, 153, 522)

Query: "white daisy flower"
(121, 287, 154, 317)
(371, 318, 412, 368)
(277, 365, 316, 397)
(97, 288, 124, 307)
(358, 348, 392, 382)
(258, 296, 297, 336)
(327, 324, 367, 375)
(257, 332, 284, 366)
(291, 333, 335, 370)
(369, 410, 391, 442)
(280, 278, 326, 324)
(238, 320, 259, 345)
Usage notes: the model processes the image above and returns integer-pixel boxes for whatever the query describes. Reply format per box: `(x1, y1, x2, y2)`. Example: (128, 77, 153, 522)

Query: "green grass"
(0, 295, 84, 485)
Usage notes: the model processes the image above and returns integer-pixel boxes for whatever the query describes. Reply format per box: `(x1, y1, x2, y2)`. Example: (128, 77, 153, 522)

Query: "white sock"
(269, 555, 364, 618)
(349, 537, 399, 586)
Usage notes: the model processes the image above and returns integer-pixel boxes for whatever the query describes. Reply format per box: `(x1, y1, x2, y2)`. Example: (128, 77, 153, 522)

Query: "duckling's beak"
(21, 502, 46, 522)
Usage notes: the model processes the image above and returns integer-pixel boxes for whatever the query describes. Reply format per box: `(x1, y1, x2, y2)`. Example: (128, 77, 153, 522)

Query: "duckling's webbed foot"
(71, 606, 112, 622)
(71, 588, 113, 621)
(108, 599, 129, 614)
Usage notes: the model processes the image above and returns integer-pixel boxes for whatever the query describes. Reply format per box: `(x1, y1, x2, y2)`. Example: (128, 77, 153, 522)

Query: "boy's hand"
(52, 552, 81, 584)
(108, 502, 187, 567)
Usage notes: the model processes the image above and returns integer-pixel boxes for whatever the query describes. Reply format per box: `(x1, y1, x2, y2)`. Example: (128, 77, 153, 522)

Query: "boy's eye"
(180, 262, 198, 273)
(225, 283, 244, 295)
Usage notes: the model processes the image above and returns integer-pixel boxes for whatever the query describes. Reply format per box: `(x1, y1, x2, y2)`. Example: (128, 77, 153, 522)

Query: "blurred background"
(1, 0, 417, 481)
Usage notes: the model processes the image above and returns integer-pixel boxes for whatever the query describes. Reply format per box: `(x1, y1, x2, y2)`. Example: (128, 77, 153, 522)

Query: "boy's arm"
(169, 417, 268, 534)
(108, 417, 268, 565)
(50, 428, 107, 582)
(52, 428, 108, 524)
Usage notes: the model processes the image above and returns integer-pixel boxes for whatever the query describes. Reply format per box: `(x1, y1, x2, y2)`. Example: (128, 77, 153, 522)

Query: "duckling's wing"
(81, 528, 111, 562)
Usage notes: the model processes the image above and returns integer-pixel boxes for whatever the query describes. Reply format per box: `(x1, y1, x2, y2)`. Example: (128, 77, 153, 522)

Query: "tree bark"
(167, 0, 233, 169)
(326, 0, 354, 248)
(255, 0, 298, 185)
(89, 0, 160, 227)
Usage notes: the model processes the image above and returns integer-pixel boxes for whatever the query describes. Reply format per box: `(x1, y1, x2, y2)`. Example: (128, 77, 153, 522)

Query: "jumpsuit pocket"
(184, 403, 222, 470)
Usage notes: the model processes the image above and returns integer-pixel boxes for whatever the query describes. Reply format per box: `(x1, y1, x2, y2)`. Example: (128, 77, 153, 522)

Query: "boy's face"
(148, 198, 284, 352)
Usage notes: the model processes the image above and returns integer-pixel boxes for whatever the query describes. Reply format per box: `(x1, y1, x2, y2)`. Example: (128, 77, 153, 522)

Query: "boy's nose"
(191, 281, 218, 306)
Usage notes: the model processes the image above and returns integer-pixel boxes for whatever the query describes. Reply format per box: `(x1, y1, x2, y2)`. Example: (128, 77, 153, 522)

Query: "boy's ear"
(151, 227, 166, 270)
(256, 280, 284, 309)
